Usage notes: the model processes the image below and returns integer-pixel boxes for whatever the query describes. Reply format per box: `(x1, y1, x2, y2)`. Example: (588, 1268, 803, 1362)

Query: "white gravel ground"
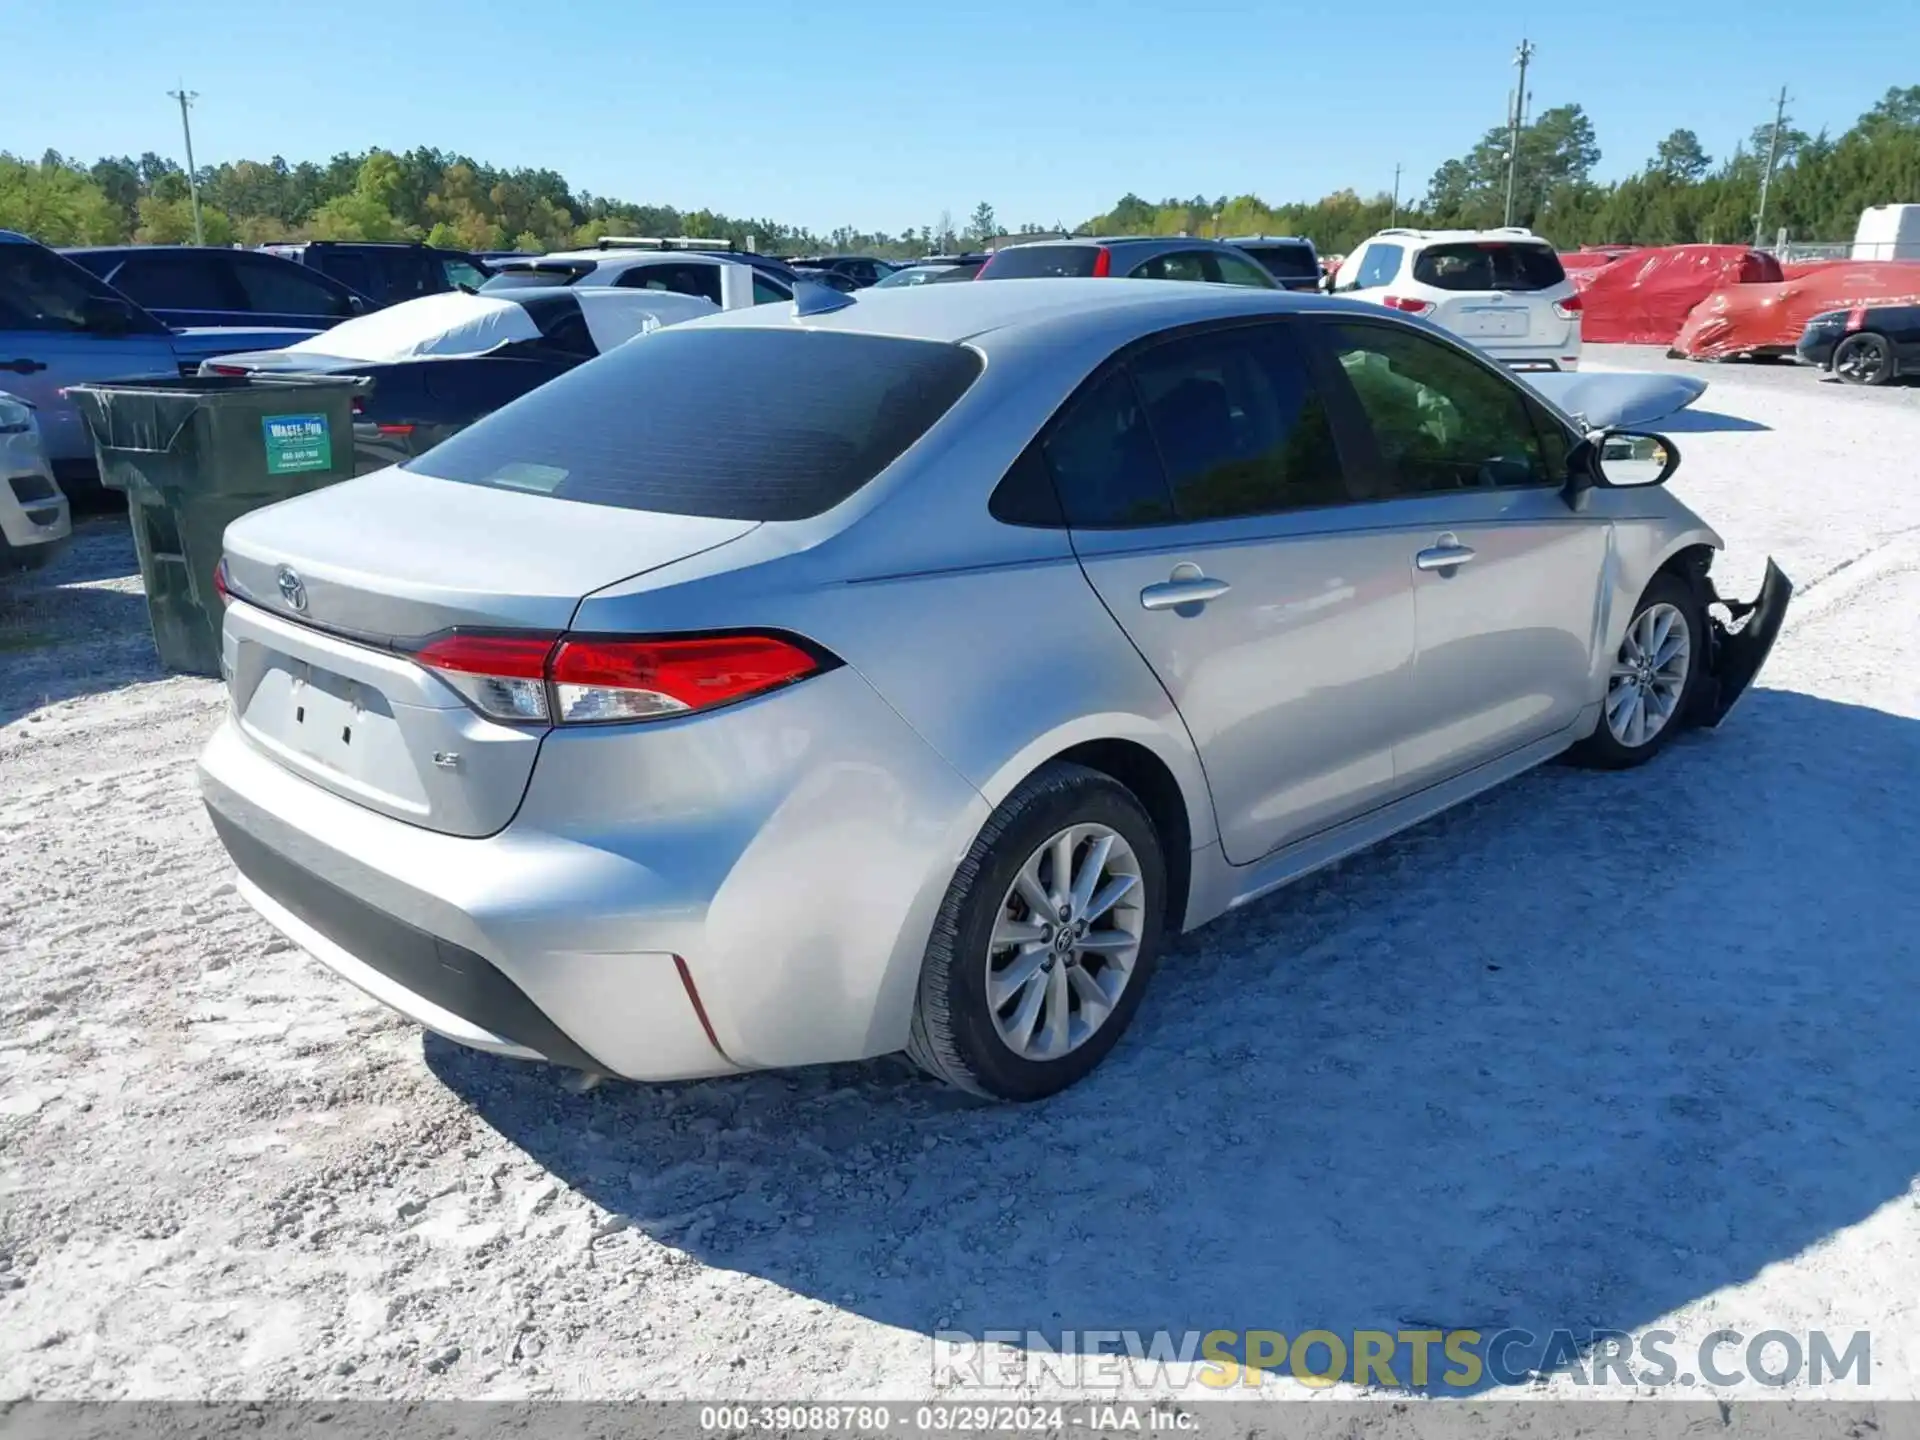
(2, 365, 1918, 1406)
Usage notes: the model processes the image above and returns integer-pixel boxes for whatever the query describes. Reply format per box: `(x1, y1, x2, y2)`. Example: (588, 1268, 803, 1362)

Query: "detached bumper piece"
(1697, 558, 1794, 728)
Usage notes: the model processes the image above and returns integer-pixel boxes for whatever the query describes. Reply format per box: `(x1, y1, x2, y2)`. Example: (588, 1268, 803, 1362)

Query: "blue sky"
(12, 0, 1913, 235)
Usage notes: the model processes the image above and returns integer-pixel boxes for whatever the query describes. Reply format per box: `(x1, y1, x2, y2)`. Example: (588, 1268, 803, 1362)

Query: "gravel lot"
(3, 363, 1918, 1404)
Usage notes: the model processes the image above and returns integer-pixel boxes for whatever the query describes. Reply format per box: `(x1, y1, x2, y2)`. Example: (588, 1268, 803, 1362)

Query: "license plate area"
(1455, 305, 1530, 337)
(241, 654, 432, 812)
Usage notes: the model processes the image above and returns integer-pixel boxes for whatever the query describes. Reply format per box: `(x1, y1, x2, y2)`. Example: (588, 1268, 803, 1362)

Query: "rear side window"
(1039, 370, 1174, 527)
(1413, 243, 1566, 292)
(1130, 326, 1348, 519)
(1352, 243, 1403, 289)
(1129, 251, 1212, 283)
(1241, 243, 1318, 281)
(233, 257, 354, 316)
(319, 252, 375, 297)
(616, 262, 723, 306)
(408, 328, 983, 521)
(751, 275, 791, 304)
(982, 245, 1102, 279)
(0, 245, 126, 331)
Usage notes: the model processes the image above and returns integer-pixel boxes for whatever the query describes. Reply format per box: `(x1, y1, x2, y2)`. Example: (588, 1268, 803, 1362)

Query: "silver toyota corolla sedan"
(199, 279, 1791, 1101)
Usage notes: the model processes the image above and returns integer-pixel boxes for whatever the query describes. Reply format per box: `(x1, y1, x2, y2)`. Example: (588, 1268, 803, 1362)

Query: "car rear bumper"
(1484, 339, 1582, 372)
(198, 663, 991, 1082)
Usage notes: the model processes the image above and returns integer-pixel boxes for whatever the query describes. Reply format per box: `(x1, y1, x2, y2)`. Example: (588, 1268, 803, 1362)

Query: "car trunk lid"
(219, 469, 759, 836)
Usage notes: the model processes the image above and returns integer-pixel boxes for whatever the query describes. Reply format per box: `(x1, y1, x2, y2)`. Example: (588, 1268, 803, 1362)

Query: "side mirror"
(1565, 429, 1679, 507)
(82, 295, 134, 336)
(1594, 429, 1680, 487)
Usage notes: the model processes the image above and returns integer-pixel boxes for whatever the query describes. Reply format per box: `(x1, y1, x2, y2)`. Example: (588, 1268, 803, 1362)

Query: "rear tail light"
(375, 423, 415, 436)
(212, 557, 234, 608)
(206, 364, 248, 377)
(413, 631, 829, 726)
(1091, 247, 1112, 278)
(1552, 294, 1584, 320)
(351, 397, 367, 416)
(1845, 306, 1868, 333)
(1382, 295, 1435, 316)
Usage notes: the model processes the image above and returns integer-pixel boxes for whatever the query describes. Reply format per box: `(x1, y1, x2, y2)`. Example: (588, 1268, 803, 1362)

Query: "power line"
(1503, 38, 1535, 227)
(166, 87, 206, 247)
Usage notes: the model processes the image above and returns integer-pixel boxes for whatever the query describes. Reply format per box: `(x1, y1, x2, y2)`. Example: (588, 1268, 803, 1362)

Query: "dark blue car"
(62, 246, 370, 331)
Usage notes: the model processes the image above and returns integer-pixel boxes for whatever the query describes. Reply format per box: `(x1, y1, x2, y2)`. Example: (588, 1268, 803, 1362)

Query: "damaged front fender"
(1695, 558, 1794, 728)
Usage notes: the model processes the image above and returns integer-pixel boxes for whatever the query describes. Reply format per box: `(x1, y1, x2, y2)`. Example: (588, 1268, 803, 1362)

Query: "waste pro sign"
(261, 413, 332, 475)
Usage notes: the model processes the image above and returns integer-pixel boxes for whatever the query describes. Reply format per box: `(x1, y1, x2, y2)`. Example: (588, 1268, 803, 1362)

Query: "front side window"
(409, 328, 982, 521)
(443, 259, 488, 291)
(1210, 251, 1280, 289)
(0, 245, 124, 331)
(234, 257, 353, 316)
(1130, 326, 1348, 519)
(751, 274, 791, 304)
(1327, 322, 1549, 495)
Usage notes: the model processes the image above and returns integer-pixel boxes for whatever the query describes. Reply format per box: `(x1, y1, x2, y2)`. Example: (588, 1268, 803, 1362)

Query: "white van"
(1851, 205, 1920, 261)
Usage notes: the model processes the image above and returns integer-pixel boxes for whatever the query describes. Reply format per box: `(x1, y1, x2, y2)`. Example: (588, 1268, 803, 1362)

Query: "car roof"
(685, 275, 1363, 346)
(517, 249, 757, 269)
(1357, 227, 1548, 245)
(995, 234, 1250, 252)
(1226, 235, 1316, 246)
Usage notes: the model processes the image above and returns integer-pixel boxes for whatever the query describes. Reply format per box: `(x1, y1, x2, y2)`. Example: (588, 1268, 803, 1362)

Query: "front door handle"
(1140, 567, 1231, 611)
(1415, 540, 1477, 572)
(3, 358, 48, 374)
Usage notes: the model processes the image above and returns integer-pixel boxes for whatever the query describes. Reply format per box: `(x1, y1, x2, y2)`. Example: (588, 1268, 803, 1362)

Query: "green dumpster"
(68, 375, 365, 678)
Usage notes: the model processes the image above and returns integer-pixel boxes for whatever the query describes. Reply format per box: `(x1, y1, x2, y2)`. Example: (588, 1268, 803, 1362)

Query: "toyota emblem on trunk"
(276, 566, 308, 613)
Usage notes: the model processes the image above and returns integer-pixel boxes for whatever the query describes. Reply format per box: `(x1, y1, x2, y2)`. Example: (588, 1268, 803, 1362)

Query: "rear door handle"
(1140, 573, 1231, 610)
(3, 358, 48, 374)
(1415, 542, 1477, 572)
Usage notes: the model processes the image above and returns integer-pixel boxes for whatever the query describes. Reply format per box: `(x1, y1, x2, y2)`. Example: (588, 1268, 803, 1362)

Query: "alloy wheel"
(1836, 338, 1889, 384)
(986, 823, 1145, 1062)
(1606, 601, 1692, 748)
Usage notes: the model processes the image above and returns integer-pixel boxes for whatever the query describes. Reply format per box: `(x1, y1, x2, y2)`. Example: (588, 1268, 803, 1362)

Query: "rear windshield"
(1240, 243, 1318, 280)
(407, 327, 983, 521)
(1412, 242, 1566, 292)
(480, 262, 594, 291)
(981, 245, 1102, 279)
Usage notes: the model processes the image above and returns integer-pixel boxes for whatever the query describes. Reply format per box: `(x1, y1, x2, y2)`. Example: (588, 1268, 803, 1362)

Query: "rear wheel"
(1568, 572, 1706, 770)
(1833, 333, 1895, 386)
(907, 763, 1165, 1101)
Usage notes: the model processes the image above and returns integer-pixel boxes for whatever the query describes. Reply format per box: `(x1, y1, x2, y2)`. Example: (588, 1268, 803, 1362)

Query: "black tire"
(907, 762, 1167, 1101)
(1567, 571, 1708, 770)
(1833, 333, 1895, 387)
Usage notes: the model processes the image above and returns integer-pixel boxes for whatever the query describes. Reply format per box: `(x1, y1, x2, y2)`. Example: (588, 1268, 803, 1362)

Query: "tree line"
(2, 86, 1914, 259)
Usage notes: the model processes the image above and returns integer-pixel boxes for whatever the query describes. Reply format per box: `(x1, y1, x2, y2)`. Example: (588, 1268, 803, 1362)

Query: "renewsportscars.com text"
(933, 1327, 1871, 1390)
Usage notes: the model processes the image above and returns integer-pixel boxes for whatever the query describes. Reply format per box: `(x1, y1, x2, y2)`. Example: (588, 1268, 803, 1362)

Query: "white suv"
(480, 239, 796, 310)
(1330, 227, 1582, 371)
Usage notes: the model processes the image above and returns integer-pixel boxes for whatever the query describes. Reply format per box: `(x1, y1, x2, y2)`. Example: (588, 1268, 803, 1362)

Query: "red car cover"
(1574, 245, 1783, 345)
(1672, 261, 1920, 360)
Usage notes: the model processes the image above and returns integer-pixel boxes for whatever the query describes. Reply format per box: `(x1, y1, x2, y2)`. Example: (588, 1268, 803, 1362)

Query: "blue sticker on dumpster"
(262, 413, 332, 475)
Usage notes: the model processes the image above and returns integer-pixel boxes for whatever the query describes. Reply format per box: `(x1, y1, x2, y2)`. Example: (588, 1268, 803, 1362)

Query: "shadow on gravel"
(432, 687, 1920, 1395)
(1658, 409, 1771, 433)
(0, 518, 163, 719)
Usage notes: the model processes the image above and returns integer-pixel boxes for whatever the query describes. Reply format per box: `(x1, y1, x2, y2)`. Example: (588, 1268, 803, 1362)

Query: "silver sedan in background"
(199, 280, 1790, 1101)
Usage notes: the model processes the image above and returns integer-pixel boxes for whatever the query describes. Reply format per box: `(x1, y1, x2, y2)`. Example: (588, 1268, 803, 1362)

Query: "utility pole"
(167, 87, 206, 246)
(1391, 162, 1402, 226)
(1502, 38, 1535, 228)
(1754, 85, 1791, 249)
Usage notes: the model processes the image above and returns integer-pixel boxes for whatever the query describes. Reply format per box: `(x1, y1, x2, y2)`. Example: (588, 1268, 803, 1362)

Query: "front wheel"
(1832, 333, 1894, 387)
(907, 762, 1166, 1101)
(1568, 572, 1706, 770)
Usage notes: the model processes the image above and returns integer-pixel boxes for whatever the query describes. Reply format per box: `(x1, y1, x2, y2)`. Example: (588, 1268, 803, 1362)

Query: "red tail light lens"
(413, 631, 827, 726)
(212, 557, 233, 608)
(1552, 294, 1584, 319)
(550, 634, 822, 723)
(207, 364, 248, 377)
(1091, 247, 1112, 278)
(1382, 295, 1435, 316)
(375, 423, 415, 436)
